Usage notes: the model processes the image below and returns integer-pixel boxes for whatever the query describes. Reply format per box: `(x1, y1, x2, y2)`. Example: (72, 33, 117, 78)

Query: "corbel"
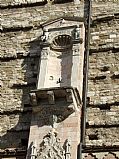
(47, 90, 55, 104)
(66, 89, 73, 103)
(30, 92, 37, 106)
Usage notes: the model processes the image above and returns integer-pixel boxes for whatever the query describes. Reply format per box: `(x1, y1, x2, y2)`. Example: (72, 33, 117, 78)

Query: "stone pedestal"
(27, 87, 81, 159)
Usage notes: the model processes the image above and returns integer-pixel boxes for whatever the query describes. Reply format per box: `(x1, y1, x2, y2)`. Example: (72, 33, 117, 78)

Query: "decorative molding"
(30, 87, 81, 113)
(37, 129, 65, 159)
(51, 34, 72, 51)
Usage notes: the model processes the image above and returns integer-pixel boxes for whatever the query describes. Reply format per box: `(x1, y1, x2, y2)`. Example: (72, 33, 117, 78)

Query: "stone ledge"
(0, 0, 46, 9)
(89, 46, 119, 54)
(82, 145, 119, 153)
(30, 87, 82, 112)
(0, 0, 78, 9)
(91, 13, 119, 26)
(0, 148, 26, 156)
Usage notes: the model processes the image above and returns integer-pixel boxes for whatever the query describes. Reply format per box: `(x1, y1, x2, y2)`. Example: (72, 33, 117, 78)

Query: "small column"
(30, 142, 37, 159)
(37, 47, 49, 89)
(65, 139, 71, 159)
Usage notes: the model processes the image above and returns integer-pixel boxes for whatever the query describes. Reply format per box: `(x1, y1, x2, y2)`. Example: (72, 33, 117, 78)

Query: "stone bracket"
(30, 92, 37, 106)
(30, 87, 81, 111)
(47, 90, 55, 104)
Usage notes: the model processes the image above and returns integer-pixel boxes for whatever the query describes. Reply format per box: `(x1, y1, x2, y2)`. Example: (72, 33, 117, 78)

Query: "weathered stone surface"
(85, 0, 119, 149)
(83, 152, 119, 159)
(0, 0, 119, 158)
(86, 127, 119, 146)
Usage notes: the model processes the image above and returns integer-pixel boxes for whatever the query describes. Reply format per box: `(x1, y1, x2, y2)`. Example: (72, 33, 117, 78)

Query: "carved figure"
(75, 27, 80, 40)
(72, 27, 80, 40)
(43, 137, 50, 146)
(66, 139, 71, 153)
(49, 129, 57, 146)
(37, 129, 65, 159)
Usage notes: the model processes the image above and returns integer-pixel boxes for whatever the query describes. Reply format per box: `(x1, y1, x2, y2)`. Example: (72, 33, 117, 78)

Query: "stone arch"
(50, 34, 72, 51)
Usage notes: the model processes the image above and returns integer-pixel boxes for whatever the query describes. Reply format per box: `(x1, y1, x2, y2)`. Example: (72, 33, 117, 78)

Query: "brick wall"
(0, 0, 119, 157)
(0, 0, 84, 151)
(84, 0, 119, 157)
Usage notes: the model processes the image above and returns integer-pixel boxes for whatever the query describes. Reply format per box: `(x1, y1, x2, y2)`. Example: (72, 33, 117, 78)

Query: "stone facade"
(0, 0, 119, 159)
(83, 0, 119, 158)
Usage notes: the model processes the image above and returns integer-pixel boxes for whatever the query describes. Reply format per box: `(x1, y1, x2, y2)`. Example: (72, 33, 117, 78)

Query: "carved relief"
(51, 34, 72, 51)
(37, 129, 71, 159)
(37, 129, 65, 159)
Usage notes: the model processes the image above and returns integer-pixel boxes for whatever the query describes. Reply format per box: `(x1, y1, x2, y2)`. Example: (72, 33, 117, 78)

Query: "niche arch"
(50, 34, 73, 51)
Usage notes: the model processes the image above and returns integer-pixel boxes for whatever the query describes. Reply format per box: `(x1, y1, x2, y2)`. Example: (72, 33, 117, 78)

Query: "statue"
(72, 27, 80, 40)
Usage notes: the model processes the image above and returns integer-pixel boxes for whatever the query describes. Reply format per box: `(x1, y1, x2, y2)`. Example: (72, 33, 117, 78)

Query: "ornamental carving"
(37, 129, 71, 159)
(50, 35, 72, 51)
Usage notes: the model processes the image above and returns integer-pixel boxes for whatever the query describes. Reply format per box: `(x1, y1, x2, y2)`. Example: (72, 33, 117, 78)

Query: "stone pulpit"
(27, 17, 85, 159)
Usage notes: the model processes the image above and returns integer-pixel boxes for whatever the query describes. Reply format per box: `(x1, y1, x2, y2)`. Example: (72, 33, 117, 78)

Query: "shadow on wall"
(0, 0, 88, 155)
(60, 50, 73, 87)
(0, 36, 42, 157)
(0, 35, 75, 159)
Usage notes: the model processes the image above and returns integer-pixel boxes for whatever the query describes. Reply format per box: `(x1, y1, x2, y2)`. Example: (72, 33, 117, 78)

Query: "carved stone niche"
(38, 17, 85, 92)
